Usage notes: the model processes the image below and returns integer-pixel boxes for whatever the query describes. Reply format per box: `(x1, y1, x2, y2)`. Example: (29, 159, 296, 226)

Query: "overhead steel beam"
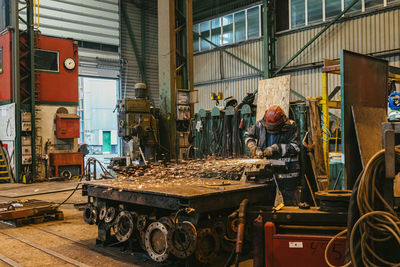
(273, 0, 360, 77)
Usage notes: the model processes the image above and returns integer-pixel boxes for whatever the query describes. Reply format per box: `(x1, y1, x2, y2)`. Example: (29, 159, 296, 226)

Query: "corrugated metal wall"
(276, 8, 400, 67)
(19, 0, 120, 76)
(194, 40, 263, 110)
(120, 0, 159, 107)
(20, 0, 120, 46)
(194, 7, 400, 110)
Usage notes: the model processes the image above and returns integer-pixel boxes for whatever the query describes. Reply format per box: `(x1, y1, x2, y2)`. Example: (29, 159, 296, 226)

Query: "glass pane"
(365, 0, 383, 8)
(35, 50, 59, 72)
(344, 0, 362, 11)
(223, 14, 234, 45)
(308, 0, 322, 23)
(291, 0, 305, 28)
(200, 21, 210, 51)
(211, 18, 221, 45)
(234, 11, 246, 42)
(193, 25, 199, 53)
(247, 6, 260, 38)
(276, 0, 289, 32)
(0, 0, 8, 31)
(326, 0, 341, 18)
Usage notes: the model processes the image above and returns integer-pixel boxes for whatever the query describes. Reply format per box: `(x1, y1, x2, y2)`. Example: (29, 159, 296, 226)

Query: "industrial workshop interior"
(1, 0, 400, 266)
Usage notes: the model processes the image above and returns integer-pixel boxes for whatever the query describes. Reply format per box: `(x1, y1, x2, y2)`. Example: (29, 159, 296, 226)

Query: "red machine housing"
(265, 222, 346, 267)
(0, 31, 12, 102)
(55, 114, 80, 139)
(0, 31, 78, 104)
(34, 35, 78, 104)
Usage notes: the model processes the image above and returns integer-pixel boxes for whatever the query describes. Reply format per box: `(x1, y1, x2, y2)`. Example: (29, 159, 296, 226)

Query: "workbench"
(82, 177, 270, 213)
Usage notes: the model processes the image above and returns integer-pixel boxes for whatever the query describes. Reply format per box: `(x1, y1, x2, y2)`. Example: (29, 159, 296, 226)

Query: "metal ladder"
(0, 147, 12, 183)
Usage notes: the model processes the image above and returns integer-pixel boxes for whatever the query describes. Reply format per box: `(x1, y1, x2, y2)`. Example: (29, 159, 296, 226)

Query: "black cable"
(57, 157, 115, 208)
(235, 253, 240, 267)
(57, 176, 83, 208)
(224, 247, 236, 267)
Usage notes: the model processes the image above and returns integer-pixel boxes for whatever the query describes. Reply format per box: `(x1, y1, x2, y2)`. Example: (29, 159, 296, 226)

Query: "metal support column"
(10, 0, 22, 181)
(10, 0, 36, 181)
(158, 0, 193, 160)
(263, 0, 275, 79)
(321, 72, 329, 179)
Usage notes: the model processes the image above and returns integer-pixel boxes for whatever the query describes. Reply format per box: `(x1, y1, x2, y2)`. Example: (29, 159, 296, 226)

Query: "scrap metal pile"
(111, 158, 263, 180)
(83, 159, 269, 264)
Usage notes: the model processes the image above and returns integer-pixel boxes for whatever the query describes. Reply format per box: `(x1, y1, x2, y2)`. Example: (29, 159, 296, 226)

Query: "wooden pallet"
(0, 199, 64, 227)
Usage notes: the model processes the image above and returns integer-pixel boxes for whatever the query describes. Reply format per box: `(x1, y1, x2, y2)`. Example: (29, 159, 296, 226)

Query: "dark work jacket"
(244, 119, 300, 178)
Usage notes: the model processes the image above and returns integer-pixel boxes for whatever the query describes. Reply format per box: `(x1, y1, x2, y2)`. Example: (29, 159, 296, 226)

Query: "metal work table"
(82, 177, 270, 213)
(248, 206, 348, 227)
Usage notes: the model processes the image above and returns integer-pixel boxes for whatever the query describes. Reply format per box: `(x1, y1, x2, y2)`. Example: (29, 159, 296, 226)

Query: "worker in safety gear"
(244, 105, 300, 206)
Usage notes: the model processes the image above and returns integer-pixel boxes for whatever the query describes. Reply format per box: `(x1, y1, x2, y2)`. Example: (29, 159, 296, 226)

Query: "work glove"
(263, 144, 279, 157)
(248, 142, 261, 157)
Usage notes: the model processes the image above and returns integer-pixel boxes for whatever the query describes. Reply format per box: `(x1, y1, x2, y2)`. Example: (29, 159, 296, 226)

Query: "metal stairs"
(0, 147, 12, 183)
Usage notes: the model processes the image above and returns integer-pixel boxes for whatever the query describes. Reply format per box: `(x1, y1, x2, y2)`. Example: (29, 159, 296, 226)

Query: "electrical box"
(55, 114, 80, 139)
(22, 136, 31, 146)
(178, 132, 190, 147)
(22, 145, 32, 155)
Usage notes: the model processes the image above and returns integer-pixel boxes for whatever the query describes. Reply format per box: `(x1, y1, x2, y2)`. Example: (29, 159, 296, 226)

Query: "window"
(193, 25, 199, 53)
(247, 6, 260, 38)
(35, 49, 59, 73)
(365, 0, 383, 8)
(0, 46, 3, 74)
(276, 0, 289, 32)
(325, 0, 342, 18)
(275, 0, 395, 32)
(211, 18, 221, 45)
(344, 0, 362, 11)
(234, 11, 246, 42)
(192, 4, 263, 52)
(200, 21, 210, 51)
(0, 0, 9, 31)
(308, 0, 323, 23)
(222, 14, 234, 45)
(291, 0, 305, 28)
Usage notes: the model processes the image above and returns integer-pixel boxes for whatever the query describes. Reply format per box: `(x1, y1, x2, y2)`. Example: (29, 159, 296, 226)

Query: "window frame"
(286, 0, 394, 31)
(193, 4, 263, 53)
(35, 49, 60, 73)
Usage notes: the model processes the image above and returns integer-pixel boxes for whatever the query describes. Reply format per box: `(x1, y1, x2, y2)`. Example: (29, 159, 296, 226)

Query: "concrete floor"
(0, 181, 253, 267)
(0, 181, 155, 267)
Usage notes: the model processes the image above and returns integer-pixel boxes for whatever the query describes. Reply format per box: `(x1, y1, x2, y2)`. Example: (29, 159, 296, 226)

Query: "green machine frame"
(10, 0, 36, 182)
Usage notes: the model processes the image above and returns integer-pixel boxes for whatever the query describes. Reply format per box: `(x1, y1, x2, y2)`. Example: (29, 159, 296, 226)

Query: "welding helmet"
(264, 105, 287, 134)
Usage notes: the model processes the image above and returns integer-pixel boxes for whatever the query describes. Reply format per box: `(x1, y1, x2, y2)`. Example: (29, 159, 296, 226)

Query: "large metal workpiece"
(82, 177, 268, 213)
(81, 159, 273, 265)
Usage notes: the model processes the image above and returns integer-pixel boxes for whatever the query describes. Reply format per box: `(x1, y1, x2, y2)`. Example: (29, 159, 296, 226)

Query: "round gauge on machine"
(63, 57, 76, 70)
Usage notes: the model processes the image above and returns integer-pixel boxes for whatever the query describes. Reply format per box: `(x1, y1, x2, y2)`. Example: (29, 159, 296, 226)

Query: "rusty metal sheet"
(341, 50, 388, 189)
(352, 106, 387, 168)
(0, 200, 59, 220)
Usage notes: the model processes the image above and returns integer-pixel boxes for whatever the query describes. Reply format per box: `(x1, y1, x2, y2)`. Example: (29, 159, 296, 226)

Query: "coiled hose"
(325, 147, 400, 267)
